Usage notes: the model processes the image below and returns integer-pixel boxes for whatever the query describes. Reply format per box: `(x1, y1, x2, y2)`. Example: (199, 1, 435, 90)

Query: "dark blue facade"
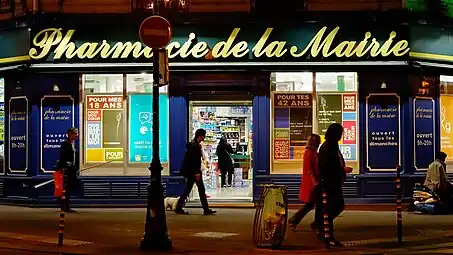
(0, 14, 453, 206)
(1, 68, 436, 206)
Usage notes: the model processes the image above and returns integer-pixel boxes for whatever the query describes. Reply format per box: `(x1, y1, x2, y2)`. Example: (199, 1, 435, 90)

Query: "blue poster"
(366, 94, 401, 171)
(129, 94, 169, 163)
(40, 96, 74, 172)
(340, 145, 357, 161)
(9, 97, 28, 172)
(86, 122, 102, 148)
(414, 98, 435, 170)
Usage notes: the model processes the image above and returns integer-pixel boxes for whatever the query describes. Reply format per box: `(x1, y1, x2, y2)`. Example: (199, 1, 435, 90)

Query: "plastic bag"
(53, 170, 65, 198)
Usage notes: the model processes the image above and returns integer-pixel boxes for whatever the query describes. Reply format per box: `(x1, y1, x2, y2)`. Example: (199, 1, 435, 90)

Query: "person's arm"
(439, 164, 449, 191)
(305, 150, 319, 186)
(57, 142, 71, 169)
(226, 143, 234, 154)
(317, 145, 328, 184)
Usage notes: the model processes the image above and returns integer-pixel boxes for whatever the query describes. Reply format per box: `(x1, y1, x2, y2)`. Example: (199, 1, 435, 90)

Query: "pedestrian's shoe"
(174, 209, 189, 215)
(310, 222, 320, 234)
(328, 239, 344, 248)
(203, 209, 216, 215)
(288, 218, 297, 231)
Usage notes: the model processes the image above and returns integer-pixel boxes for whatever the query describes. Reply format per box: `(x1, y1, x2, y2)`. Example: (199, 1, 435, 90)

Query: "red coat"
(298, 147, 319, 203)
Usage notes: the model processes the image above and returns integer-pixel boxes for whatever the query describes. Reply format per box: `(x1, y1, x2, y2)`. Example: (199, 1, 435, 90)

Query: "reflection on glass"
(273, 72, 312, 92)
(127, 74, 167, 93)
(83, 74, 123, 94)
(316, 72, 357, 92)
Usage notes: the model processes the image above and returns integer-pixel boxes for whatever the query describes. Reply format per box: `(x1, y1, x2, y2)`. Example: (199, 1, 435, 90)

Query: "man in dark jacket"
(175, 129, 216, 215)
(216, 138, 234, 187)
(57, 127, 79, 213)
(314, 123, 346, 247)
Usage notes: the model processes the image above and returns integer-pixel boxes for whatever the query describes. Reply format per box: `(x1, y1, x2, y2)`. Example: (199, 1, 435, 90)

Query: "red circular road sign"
(139, 16, 173, 49)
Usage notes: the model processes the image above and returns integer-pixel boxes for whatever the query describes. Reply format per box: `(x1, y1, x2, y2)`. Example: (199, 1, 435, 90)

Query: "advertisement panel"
(85, 95, 123, 163)
(40, 96, 74, 172)
(9, 97, 28, 172)
(441, 96, 453, 162)
(366, 94, 401, 171)
(128, 94, 169, 163)
(272, 93, 312, 161)
(413, 98, 435, 170)
(316, 93, 358, 161)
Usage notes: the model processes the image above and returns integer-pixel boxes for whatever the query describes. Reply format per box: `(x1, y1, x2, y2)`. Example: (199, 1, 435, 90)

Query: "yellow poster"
(441, 96, 453, 161)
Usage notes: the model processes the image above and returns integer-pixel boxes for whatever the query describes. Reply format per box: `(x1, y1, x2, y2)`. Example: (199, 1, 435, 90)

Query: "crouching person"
(424, 152, 453, 211)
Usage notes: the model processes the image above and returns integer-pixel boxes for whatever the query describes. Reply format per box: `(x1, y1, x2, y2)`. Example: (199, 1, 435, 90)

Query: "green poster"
(317, 94, 343, 136)
(337, 75, 345, 92)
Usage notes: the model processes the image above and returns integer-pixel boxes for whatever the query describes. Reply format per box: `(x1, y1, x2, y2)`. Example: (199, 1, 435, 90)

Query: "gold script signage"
(29, 27, 410, 61)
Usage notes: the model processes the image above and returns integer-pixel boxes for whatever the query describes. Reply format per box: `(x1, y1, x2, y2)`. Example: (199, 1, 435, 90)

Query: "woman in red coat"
(288, 133, 321, 231)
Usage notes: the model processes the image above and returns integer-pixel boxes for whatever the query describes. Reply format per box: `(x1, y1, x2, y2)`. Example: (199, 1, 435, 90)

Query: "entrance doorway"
(188, 101, 253, 202)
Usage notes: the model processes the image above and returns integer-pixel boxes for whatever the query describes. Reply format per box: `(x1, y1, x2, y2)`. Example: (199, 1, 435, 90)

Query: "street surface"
(0, 206, 453, 254)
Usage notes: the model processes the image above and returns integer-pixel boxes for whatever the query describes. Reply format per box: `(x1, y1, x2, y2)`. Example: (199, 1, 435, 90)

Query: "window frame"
(270, 71, 359, 174)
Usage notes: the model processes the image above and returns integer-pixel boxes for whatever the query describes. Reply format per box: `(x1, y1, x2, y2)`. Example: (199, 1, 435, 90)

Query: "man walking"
(175, 128, 216, 215)
(57, 127, 79, 213)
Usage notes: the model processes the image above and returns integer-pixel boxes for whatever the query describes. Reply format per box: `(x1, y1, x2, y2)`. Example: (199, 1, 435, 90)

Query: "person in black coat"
(175, 129, 216, 215)
(216, 138, 234, 187)
(57, 127, 79, 213)
(314, 123, 346, 247)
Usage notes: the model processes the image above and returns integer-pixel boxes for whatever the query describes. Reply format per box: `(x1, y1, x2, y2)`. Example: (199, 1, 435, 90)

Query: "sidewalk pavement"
(1, 206, 453, 254)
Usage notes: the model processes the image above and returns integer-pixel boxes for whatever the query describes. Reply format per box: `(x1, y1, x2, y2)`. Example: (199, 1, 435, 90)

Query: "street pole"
(140, 1, 172, 249)
(140, 48, 172, 251)
(396, 165, 403, 246)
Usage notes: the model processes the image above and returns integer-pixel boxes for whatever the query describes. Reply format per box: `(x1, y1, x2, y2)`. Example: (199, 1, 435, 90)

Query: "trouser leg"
(195, 178, 210, 212)
(227, 168, 233, 186)
(176, 178, 195, 210)
(220, 170, 226, 187)
(314, 199, 324, 231)
(63, 177, 72, 212)
(327, 196, 345, 240)
(290, 202, 314, 225)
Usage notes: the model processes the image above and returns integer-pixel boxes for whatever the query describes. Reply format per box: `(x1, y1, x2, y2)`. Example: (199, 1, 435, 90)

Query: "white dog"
(164, 197, 180, 211)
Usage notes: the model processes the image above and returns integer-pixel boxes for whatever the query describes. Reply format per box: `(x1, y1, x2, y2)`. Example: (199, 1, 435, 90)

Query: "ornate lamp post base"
(139, 160, 172, 251)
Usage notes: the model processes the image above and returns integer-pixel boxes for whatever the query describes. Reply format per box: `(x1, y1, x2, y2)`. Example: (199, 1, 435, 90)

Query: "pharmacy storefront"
(0, 14, 441, 205)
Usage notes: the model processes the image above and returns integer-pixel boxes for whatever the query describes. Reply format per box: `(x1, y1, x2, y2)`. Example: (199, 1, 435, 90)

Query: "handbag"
(53, 169, 65, 198)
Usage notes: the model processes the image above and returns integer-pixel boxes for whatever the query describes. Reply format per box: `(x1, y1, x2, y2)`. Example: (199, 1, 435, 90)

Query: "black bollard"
(58, 175, 66, 247)
(396, 165, 403, 245)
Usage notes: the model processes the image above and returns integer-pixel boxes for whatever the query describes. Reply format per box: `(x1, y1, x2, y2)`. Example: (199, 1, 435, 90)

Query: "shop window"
(0, 78, 4, 173)
(82, 74, 125, 176)
(127, 74, 169, 176)
(440, 75, 453, 172)
(81, 74, 169, 176)
(270, 72, 359, 174)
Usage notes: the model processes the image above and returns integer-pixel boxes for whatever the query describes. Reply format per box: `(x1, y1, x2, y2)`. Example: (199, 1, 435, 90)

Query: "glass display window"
(270, 72, 359, 174)
(440, 75, 453, 172)
(80, 74, 169, 176)
(0, 78, 4, 173)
